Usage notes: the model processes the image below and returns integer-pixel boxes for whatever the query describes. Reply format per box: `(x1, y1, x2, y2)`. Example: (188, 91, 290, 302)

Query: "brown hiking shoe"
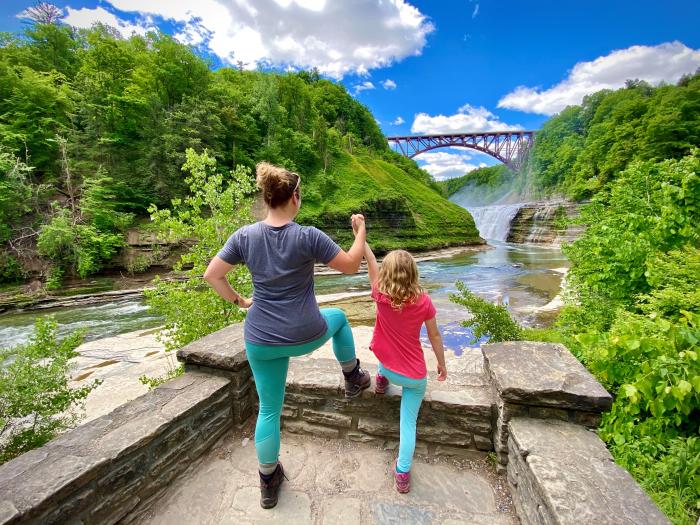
(260, 463, 286, 509)
(343, 359, 371, 398)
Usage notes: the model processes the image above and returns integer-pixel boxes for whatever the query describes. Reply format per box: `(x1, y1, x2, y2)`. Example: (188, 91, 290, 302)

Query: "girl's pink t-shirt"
(369, 285, 437, 379)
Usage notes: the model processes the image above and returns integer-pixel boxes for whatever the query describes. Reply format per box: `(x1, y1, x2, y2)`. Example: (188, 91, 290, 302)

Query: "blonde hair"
(377, 250, 424, 309)
(256, 162, 300, 208)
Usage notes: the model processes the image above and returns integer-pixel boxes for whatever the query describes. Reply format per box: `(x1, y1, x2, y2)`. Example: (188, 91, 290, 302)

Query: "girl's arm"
(203, 257, 252, 308)
(364, 242, 379, 287)
(425, 317, 447, 381)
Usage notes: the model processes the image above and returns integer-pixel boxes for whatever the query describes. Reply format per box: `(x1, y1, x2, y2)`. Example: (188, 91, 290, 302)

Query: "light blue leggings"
(245, 308, 356, 465)
(378, 362, 428, 473)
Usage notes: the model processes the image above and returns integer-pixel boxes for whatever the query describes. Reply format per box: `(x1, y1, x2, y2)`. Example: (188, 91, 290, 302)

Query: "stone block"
(177, 323, 249, 372)
(286, 359, 343, 395)
(482, 341, 612, 412)
(283, 421, 339, 439)
(571, 410, 602, 428)
(90, 494, 140, 525)
(474, 434, 493, 451)
(97, 453, 146, 492)
(301, 409, 352, 428)
(528, 406, 569, 422)
(357, 417, 399, 437)
(417, 425, 473, 446)
(284, 392, 327, 407)
(0, 453, 107, 518)
(508, 418, 670, 525)
(345, 432, 380, 444)
(37, 486, 94, 525)
(429, 388, 494, 417)
(434, 445, 487, 461)
(281, 405, 299, 419)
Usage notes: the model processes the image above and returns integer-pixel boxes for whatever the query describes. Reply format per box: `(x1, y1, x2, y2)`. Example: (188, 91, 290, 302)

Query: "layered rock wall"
(506, 202, 582, 244)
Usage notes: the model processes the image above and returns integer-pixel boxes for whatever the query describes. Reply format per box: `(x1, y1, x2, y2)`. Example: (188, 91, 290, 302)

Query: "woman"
(203, 162, 370, 509)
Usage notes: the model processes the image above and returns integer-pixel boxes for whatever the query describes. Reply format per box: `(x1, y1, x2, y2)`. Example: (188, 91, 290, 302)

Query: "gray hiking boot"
(343, 359, 371, 398)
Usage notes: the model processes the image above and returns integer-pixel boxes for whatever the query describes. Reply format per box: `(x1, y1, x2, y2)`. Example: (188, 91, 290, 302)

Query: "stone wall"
(279, 358, 494, 457)
(482, 341, 612, 473)
(176, 325, 497, 459)
(0, 372, 235, 525)
(507, 418, 671, 525)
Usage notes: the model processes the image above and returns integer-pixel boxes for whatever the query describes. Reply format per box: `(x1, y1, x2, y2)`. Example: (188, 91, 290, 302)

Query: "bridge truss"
(387, 130, 536, 171)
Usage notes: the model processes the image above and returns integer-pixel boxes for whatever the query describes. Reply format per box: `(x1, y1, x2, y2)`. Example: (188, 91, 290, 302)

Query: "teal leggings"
(245, 308, 356, 464)
(378, 362, 427, 473)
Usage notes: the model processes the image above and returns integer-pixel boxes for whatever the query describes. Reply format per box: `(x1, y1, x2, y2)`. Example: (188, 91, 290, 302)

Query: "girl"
(359, 235, 447, 493)
(204, 163, 371, 509)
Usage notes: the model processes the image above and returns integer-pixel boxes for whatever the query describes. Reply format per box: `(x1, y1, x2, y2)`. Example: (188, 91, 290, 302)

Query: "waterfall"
(526, 205, 558, 243)
(465, 204, 523, 242)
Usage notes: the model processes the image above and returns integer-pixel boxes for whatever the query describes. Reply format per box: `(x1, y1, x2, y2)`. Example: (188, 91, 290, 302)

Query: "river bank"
(0, 244, 489, 314)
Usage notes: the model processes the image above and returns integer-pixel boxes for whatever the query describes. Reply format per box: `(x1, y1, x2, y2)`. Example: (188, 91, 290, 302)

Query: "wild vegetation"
(453, 147, 700, 522)
(0, 20, 476, 287)
(0, 316, 100, 463)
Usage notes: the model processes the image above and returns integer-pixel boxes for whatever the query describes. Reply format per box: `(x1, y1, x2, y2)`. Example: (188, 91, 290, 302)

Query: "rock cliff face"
(506, 202, 582, 245)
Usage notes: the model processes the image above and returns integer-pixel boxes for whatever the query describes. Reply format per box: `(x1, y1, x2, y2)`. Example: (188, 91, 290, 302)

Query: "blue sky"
(3, 1, 699, 179)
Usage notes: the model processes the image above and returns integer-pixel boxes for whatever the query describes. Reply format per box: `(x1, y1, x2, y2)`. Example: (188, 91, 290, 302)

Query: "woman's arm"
(327, 214, 366, 274)
(425, 317, 447, 381)
(364, 242, 379, 287)
(203, 256, 252, 308)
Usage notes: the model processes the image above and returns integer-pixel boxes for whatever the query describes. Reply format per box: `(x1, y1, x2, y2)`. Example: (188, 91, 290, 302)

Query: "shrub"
(0, 317, 100, 464)
(449, 281, 522, 344)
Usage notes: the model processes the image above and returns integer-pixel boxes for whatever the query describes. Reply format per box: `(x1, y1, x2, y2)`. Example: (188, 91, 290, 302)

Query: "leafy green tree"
(144, 148, 255, 351)
(0, 316, 100, 464)
(450, 281, 522, 344)
(0, 147, 33, 244)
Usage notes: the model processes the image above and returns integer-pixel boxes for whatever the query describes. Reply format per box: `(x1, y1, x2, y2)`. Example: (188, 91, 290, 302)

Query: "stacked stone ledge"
(482, 341, 612, 473)
(0, 372, 234, 525)
(481, 341, 669, 524)
(279, 357, 495, 457)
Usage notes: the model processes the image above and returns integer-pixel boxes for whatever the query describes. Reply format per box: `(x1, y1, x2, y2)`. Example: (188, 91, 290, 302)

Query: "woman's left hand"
(237, 297, 253, 308)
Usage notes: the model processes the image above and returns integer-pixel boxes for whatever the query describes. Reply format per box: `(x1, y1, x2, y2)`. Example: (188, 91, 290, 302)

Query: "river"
(0, 203, 568, 351)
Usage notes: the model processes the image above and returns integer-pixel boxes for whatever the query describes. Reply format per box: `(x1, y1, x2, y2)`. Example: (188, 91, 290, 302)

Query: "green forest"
(445, 76, 699, 524)
(0, 21, 478, 288)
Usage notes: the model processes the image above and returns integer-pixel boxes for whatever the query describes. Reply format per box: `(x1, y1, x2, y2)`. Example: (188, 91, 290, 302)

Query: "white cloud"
(354, 81, 375, 94)
(416, 150, 488, 181)
(392, 116, 405, 125)
(93, 0, 433, 78)
(381, 79, 397, 90)
(498, 42, 700, 115)
(472, 4, 479, 19)
(62, 6, 156, 38)
(411, 104, 522, 134)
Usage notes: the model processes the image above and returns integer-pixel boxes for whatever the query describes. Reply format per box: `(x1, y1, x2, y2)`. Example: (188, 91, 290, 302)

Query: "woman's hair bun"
(255, 162, 299, 209)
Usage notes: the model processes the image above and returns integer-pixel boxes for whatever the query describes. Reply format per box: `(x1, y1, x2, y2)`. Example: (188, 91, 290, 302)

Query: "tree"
(144, 149, 255, 351)
(19, 3, 63, 25)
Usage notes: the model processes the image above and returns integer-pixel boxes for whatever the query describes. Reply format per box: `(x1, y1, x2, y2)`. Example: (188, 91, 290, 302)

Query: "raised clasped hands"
(350, 213, 366, 237)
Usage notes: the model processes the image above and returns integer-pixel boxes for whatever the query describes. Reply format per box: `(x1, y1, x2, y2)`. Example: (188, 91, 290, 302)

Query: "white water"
(466, 204, 523, 241)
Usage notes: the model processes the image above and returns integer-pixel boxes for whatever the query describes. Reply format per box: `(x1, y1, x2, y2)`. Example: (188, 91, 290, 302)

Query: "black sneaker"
(260, 463, 286, 509)
(343, 359, 371, 398)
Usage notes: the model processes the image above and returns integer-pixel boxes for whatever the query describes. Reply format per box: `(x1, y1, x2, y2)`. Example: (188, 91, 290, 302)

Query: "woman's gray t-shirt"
(216, 221, 341, 346)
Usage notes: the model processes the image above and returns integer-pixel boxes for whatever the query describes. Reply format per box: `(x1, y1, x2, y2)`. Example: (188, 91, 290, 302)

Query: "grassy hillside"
(298, 152, 482, 252)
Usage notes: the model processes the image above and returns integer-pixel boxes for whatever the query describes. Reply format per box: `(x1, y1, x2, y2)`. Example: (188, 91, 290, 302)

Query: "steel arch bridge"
(387, 130, 536, 171)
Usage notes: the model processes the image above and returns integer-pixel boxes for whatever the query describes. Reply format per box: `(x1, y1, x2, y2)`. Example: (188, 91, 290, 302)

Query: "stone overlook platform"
(0, 324, 671, 524)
